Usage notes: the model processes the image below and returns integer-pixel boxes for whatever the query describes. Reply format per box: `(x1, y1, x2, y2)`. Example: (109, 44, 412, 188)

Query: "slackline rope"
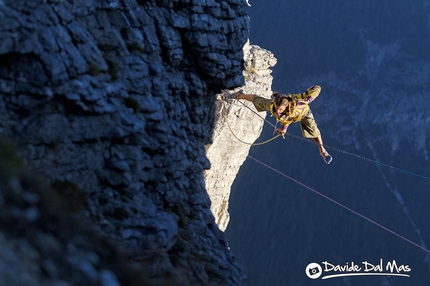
(247, 155, 430, 254)
(223, 94, 430, 183)
(222, 91, 430, 252)
(284, 132, 430, 182)
(222, 100, 281, 146)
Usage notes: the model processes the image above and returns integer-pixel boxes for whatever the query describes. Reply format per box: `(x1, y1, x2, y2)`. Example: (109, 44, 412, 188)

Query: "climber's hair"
(272, 92, 292, 107)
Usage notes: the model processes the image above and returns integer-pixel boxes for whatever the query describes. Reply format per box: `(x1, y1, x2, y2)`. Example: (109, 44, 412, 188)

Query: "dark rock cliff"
(0, 0, 248, 284)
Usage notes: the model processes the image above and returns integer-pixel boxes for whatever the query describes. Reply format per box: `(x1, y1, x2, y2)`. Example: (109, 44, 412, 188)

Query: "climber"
(224, 85, 333, 164)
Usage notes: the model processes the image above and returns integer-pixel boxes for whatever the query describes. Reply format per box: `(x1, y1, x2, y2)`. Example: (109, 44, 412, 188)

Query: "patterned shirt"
(270, 85, 321, 128)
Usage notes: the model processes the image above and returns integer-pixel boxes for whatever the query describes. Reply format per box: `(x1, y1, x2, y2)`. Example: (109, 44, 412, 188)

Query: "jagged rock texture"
(205, 43, 276, 231)
(0, 0, 250, 284)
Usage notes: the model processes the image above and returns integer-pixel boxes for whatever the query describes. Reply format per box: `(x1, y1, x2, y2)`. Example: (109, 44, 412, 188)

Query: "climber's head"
(272, 92, 292, 114)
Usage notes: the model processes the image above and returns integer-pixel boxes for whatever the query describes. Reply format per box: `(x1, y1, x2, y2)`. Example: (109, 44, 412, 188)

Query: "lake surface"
(225, 1, 430, 285)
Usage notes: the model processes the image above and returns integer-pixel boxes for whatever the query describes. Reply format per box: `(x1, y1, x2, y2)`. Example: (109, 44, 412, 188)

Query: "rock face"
(0, 0, 252, 284)
(205, 43, 276, 231)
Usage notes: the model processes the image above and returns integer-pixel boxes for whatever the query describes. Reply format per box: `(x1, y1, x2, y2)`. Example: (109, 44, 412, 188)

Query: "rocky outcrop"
(205, 43, 276, 231)
(0, 0, 251, 284)
(0, 139, 161, 285)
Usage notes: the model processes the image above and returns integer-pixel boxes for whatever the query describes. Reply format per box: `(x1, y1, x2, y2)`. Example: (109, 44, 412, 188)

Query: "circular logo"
(305, 262, 322, 279)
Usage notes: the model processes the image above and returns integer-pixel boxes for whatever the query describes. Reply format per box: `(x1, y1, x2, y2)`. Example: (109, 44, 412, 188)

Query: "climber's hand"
(275, 128, 286, 138)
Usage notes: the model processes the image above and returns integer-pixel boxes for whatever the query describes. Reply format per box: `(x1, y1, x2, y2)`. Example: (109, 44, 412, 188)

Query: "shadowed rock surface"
(0, 0, 252, 284)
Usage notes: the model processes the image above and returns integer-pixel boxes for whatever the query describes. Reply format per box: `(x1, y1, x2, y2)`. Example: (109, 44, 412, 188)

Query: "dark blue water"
(225, 1, 430, 285)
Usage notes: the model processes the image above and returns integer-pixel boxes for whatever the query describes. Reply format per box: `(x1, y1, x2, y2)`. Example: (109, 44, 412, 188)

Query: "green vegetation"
(122, 97, 141, 113)
(127, 43, 145, 53)
(88, 62, 100, 76)
(106, 59, 119, 80)
(0, 138, 23, 179)
(51, 179, 87, 211)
